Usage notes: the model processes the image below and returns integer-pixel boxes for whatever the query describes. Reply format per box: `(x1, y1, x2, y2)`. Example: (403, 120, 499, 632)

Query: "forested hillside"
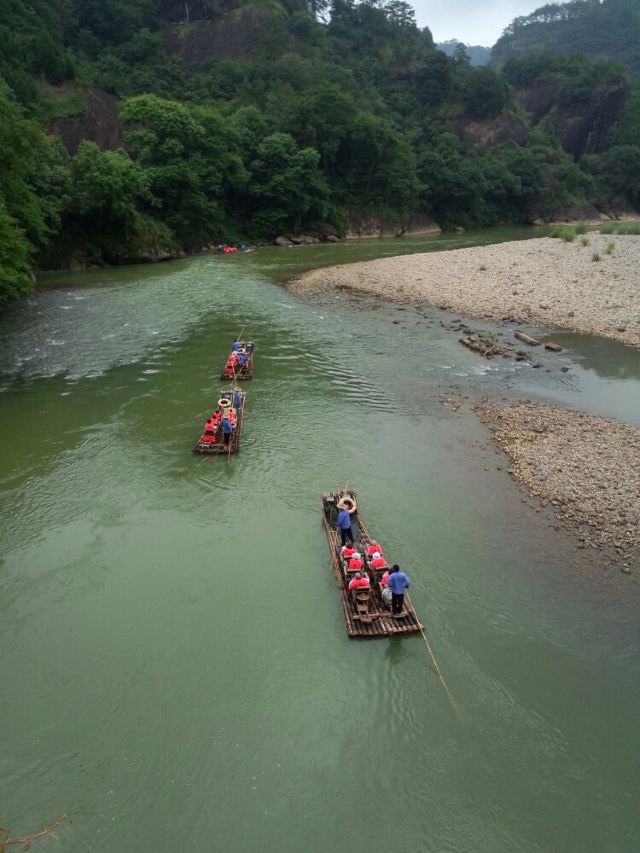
(1, 0, 639, 307)
(493, 0, 640, 75)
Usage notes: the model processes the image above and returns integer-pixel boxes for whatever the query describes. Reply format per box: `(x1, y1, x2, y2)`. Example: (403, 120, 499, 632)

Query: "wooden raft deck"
(193, 393, 245, 455)
(321, 490, 423, 639)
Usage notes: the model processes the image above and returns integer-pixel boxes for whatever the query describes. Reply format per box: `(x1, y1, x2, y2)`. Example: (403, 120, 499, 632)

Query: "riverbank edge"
(475, 400, 640, 570)
(289, 234, 640, 350)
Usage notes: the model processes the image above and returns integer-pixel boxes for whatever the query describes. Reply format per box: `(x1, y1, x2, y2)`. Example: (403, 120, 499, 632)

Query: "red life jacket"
(367, 543, 382, 556)
(348, 557, 363, 571)
(371, 557, 387, 569)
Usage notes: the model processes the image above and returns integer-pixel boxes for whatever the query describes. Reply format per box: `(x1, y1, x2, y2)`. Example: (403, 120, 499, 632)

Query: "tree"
(452, 42, 470, 66)
(243, 132, 331, 235)
(583, 145, 640, 208)
(0, 198, 33, 307)
(460, 66, 511, 119)
(68, 142, 150, 244)
(339, 113, 420, 219)
(122, 94, 217, 244)
(414, 51, 453, 107)
(0, 84, 69, 302)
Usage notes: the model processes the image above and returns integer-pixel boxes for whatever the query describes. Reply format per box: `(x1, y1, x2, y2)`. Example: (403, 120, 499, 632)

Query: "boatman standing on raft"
(337, 501, 355, 547)
(387, 565, 410, 617)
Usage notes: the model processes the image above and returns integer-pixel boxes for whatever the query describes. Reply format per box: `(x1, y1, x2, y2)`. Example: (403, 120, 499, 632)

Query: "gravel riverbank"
(476, 401, 640, 567)
(291, 234, 640, 349)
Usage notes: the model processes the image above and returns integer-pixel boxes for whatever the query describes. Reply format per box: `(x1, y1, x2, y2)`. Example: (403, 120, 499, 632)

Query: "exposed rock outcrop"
(549, 82, 629, 160)
(515, 79, 630, 161)
(52, 88, 125, 155)
(456, 113, 529, 148)
(515, 81, 557, 123)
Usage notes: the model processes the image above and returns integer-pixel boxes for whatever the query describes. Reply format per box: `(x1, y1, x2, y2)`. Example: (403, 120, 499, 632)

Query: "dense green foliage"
(0, 0, 638, 306)
(493, 0, 640, 76)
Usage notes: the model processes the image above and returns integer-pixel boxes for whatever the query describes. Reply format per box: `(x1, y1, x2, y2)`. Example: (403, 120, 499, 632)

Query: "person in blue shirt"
(231, 339, 241, 352)
(233, 389, 243, 408)
(221, 414, 233, 446)
(387, 565, 410, 616)
(336, 505, 355, 547)
(236, 352, 247, 369)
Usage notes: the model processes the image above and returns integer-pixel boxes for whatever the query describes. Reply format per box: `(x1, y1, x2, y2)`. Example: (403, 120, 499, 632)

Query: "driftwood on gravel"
(514, 330, 541, 346)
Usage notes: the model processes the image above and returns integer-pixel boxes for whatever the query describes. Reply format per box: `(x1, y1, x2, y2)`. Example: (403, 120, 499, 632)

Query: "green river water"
(1, 229, 639, 852)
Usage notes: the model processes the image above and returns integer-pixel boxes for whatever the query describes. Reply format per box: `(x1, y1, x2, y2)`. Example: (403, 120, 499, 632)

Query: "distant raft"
(193, 388, 245, 455)
(321, 489, 423, 638)
(220, 340, 255, 381)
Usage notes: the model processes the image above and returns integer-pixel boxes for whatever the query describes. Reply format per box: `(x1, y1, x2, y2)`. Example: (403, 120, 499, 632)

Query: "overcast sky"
(412, 0, 565, 46)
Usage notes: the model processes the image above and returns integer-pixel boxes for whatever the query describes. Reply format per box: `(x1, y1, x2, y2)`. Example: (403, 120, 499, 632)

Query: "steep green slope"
(493, 0, 640, 76)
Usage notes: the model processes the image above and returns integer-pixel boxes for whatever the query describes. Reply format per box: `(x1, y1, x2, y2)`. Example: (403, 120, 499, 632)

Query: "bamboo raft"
(220, 341, 255, 380)
(193, 389, 245, 455)
(321, 490, 423, 638)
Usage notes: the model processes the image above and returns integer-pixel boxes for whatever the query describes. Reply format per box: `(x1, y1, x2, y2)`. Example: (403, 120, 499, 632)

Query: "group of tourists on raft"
(215, 244, 253, 255)
(199, 387, 244, 447)
(336, 495, 411, 617)
(222, 339, 253, 379)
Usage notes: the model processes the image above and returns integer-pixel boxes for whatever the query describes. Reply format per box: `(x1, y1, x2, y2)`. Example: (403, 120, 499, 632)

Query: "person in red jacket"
(370, 551, 387, 570)
(348, 572, 370, 591)
(347, 552, 363, 571)
(367, 541, 382, 556)
(340, 544, 357, 560)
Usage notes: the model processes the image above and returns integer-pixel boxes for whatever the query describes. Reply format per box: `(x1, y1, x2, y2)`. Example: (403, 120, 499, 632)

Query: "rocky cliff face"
(53, 88, 124, 155)
(515, 81, 557, 123)
(455, 113, 529, 148)
(548, 83, 629, 160)
(516, 79, 629, 161)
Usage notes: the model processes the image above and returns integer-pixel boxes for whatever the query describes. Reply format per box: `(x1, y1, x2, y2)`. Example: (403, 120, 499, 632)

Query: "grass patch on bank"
(550, 223, 590, 242)
(599, 222, 640, 235)
(550, 226, 577, 242)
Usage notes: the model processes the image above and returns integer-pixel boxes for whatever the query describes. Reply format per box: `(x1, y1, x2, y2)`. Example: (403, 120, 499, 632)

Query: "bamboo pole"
(418, 625, 459, 718)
